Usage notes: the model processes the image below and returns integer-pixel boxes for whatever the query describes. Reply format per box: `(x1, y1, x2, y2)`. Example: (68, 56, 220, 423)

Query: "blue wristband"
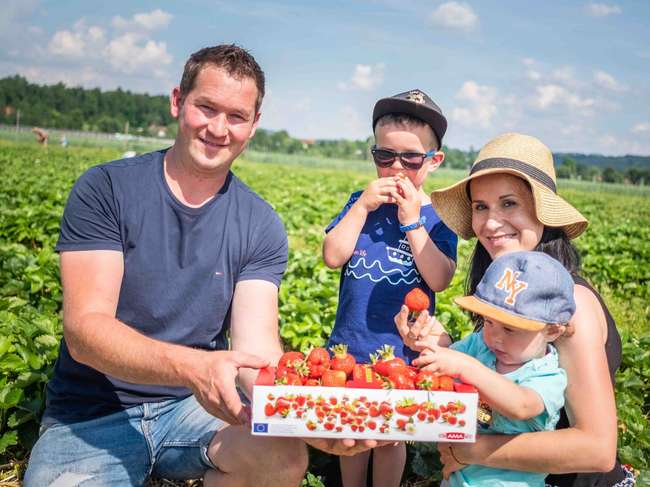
(399, 216, 426, 232)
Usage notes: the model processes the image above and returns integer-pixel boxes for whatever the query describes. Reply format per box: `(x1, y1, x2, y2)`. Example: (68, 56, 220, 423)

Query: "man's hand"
(304, 437, 394, 456)
(392, 175, 421, 225)
(189, 350, 269, 425)
(358, 177, 398, 213)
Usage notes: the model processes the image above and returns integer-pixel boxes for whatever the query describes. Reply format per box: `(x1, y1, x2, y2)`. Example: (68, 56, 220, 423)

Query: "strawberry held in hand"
(404, 288, 430, 323)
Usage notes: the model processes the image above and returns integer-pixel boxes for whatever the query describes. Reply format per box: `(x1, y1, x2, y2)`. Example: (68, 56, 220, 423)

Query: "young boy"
(413, 251, 574, 487)
(323, 90, 458, 487)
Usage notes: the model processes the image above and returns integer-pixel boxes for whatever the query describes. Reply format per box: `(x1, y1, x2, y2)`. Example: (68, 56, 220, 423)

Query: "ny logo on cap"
(495, 268, 528, 305)
(406, 90, 425, 104)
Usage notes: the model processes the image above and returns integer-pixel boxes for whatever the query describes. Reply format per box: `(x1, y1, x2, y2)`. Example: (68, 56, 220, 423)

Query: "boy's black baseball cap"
(372, 89, 447, 147)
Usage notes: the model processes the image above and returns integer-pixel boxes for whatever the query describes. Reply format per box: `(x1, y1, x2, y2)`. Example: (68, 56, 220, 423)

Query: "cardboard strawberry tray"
(251, 384, 478, 442)
(250, 345, 479, 442)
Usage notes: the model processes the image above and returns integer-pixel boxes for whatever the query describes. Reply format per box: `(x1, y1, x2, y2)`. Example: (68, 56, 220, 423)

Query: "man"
(24, 44, 310, 487)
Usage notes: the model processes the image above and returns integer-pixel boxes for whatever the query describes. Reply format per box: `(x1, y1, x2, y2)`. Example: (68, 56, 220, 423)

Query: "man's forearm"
(65, 311, 200, 388)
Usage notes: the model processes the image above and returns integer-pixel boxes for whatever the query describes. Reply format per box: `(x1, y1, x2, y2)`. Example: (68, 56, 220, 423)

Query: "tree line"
(557, 156, 649, 185)
(1, 75, 647, 182)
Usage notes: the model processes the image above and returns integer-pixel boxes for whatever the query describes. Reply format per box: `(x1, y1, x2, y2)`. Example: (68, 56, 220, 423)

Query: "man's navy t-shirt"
(45, 150, 288, 424)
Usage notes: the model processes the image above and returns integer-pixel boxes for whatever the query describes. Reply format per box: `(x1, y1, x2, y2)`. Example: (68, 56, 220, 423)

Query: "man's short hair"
(179, 44, 265, 112)
(374, 113, 440, 151)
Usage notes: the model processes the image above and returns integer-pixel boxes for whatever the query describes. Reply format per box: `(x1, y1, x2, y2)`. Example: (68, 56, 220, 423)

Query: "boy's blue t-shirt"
(326, 191, 457, 363)
(449, 331, 567, 487)
(45, 150, 288, 424)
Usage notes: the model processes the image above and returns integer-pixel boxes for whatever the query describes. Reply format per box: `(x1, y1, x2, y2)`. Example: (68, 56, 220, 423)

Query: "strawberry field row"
(0, 141, 648, 484)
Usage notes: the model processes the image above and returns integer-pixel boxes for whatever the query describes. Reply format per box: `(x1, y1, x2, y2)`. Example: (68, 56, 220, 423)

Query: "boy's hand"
(412, 346, 476, 381)
(392, 175, 421, 225)
(358, 177, 398, 212)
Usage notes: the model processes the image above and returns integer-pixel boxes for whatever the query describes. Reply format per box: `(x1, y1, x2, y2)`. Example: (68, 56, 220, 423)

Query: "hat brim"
(454, 295, 546, 331)
(373, 98, 447, 146)
(430, 167, 589, 240)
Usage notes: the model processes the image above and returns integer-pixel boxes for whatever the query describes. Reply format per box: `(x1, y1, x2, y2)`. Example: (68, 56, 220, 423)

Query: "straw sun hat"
(431, 132, 589, 240)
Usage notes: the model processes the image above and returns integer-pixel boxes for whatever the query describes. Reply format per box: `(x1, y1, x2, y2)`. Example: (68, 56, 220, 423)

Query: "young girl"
(413, 250, 575, 487)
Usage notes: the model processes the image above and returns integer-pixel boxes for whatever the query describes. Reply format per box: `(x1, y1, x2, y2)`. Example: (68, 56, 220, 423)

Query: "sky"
(1, 0, 649, 155)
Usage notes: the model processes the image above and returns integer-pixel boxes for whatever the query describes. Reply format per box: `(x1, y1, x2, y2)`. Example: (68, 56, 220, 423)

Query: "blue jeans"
(24, 395, 224, 486)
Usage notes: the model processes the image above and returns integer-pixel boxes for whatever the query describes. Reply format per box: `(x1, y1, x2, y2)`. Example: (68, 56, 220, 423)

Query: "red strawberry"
(454, 382, 478, 393)
(347, 364, 384, 389)
(379, 401, 393, 419)
(264, 403, 276, 416)
(324, 422, 335, 431)
(372, 345, 407, 377)
(304, 378, 321, 386)
(415, 370, 439, 390)
(439, 375, 455, 391)
(255, 366, 277, 386)
(447, 415, 458, 425)
(306, 347, 331, 378)
(278, 351, 304, 369)
(404, 288, 430, 322)
(275, 397, 291, 417)
(366, 420, 377, 430)
(330, 344, 356, 376)
(306, 421, 317, 431)
(386, 370, 415, 390)
(322, 369, 347, 387)
(395, 398, 419, 416)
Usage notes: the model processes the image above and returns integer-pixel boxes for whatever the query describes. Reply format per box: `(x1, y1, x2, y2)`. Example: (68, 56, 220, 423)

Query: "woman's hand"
(394, 306, 451, 352)
(438, 442, 471, 479)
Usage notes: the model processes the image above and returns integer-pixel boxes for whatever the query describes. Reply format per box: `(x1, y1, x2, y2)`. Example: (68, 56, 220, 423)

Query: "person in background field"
(323, 90, 458, 487)
(414, 250, 575, 486)
(396, 133, 634, 486)
(25, 44, 333, 487)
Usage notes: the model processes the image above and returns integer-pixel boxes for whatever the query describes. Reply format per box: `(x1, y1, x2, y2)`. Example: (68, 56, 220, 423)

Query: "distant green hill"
(555, 153, 650, 171)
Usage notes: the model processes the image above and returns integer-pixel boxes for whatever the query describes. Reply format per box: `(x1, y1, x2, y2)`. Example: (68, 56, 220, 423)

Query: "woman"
(395, 133, 633, 486)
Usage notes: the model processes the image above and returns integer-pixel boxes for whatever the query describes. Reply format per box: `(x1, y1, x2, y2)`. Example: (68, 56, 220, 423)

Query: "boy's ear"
(427, 151, 445, 173)
(544, 324, 566, 342)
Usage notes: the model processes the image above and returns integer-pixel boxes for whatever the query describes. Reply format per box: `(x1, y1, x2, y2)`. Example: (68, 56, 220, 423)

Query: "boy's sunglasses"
(370, 145, 436, 170)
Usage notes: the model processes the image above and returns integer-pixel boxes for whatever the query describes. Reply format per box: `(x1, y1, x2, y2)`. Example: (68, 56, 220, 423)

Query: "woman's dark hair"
(466, 227, 582, 327)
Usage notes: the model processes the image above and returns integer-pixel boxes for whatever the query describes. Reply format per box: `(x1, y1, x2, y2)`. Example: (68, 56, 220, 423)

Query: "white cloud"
(104, 33, 172, 74)
(430, 2, 478, 32)
(133, 9, 173, 30)
(338, 63, 385, 91)
(586, 3, 622, 17)
(594, 70, 627, 92)
(526, 70, 541, 81)
(451, 80, 498, 128)
(631, 122, 650, 134)
(551, 66, 579, 87)
(48, 30, 85, 58)
(112, 9, 173, 31)
(534, 84, 594, 110)
(522, 58, 536, 67)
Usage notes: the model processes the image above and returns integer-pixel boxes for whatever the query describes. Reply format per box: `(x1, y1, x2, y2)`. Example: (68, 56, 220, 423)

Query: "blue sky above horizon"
(1, 0, 649, 155)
